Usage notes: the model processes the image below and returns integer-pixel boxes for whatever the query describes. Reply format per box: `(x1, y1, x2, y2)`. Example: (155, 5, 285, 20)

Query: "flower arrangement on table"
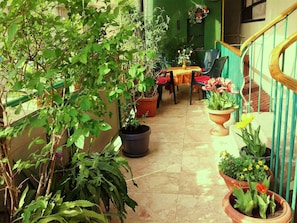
(188, 2, 209, 24)
(236, 113, 267, 157)
(177, 46, 193, 67)
(232, 177, 276, 219)
(202, 77, 239, 110)
(218, 150, 270, 182)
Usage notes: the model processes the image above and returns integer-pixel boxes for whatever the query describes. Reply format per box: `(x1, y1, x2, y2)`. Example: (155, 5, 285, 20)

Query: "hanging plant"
(188, 3, 210, 24)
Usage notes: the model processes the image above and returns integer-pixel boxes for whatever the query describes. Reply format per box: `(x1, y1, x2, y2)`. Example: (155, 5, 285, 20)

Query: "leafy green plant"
(0, 0, 144, 220)
(14, 190, 108, 223)
(59, 139, 137, 223)
(218, 150, 270, 182)
(233, 177, 276, 219)
(236, 113, 267, 157)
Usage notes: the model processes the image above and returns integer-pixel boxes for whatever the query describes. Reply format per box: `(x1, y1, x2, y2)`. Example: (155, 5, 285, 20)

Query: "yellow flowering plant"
(236, 113, 266, 157)
(218, 150, 270, 182)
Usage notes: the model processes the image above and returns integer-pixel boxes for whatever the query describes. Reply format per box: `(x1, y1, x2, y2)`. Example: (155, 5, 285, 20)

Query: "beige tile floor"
(119, 85, 239, 223)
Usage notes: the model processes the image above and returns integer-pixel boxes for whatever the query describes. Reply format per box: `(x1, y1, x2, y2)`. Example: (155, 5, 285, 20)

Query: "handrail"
(218, 41, 240, 56)
(240, 2, 297, 54)
(269, 32, 297, 93)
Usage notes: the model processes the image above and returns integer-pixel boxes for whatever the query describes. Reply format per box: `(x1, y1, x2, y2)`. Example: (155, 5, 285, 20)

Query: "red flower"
(256, 183, 268, 194)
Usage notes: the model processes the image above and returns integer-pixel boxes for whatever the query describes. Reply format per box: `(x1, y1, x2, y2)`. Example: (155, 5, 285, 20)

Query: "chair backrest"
(203, 49, 220, 72)
(208, 56, 228, 78)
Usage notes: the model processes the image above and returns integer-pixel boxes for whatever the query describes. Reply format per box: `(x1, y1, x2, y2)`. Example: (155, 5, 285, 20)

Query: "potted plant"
(121, 7, 170, 117)
(57, 137, 137, 223)
(236, 113, 271, 163)
(119, 101, 151, 158)
(202, 77, 239, 136)
(222, 177, 292, 222)
(218, 150, 273, 191)
(0, 0, 141, 221)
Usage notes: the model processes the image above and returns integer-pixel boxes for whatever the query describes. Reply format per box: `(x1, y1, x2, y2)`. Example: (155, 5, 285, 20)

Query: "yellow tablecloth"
(166, 66, 201, 86)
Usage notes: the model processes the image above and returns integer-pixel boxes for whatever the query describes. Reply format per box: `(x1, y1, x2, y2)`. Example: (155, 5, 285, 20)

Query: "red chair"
(156, 70, 177, 108)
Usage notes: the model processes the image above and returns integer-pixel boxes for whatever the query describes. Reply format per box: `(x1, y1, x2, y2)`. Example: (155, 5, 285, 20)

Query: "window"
(242, 0, 266, 23)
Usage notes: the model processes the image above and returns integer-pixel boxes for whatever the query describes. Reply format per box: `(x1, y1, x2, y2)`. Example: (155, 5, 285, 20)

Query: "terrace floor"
(117, 85, 240, 223)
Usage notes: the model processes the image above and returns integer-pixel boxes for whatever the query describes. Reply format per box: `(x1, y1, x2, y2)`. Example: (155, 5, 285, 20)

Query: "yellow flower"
(248, 164, 253, 170)
(264, 165, 269, 171)
(240, 175, 245, 180)
(256, 165, 260, 169)
(243, 168, 248, 172)
(235, 121, 248, 129)
(220, 150, 229, 158)
(241, 113, 254, 124)
(258, 160, 263, 166)
(236, 113, 255, 129)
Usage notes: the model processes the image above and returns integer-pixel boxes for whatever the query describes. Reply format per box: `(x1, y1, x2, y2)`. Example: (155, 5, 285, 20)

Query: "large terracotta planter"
(208, 108, 235, 136)
(219, 170, 274, 192)
(222, 189, 292, 223)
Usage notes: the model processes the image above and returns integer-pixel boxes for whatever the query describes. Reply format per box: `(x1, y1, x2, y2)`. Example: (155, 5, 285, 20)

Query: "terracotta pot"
(219, 170, 274, 192)
(136, 94, 158, 117)
(208, 108, 235, 136)
(222, 189, 292, 222)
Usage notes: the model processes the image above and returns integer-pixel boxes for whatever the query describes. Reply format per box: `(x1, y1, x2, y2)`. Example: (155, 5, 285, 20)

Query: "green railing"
(269, 32, 297, 222)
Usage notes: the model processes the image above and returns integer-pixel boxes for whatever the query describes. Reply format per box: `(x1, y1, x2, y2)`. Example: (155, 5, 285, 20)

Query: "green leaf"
(7, 23, 19, 47)
(43, 49, 56, 59)
(99, 123, 112, 131)
(80, 114, 91, 123)
(53, 95, 63, 104)
(79, 53, 88, 64)
(74, 134, 85, 149)
(38, 216, 66, 223)
(19, 186, 29, 209)
(79, 97, 91, 110)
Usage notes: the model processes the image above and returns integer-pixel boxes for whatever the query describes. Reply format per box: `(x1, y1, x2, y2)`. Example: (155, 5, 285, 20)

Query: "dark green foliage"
(59, 143, 137, 223)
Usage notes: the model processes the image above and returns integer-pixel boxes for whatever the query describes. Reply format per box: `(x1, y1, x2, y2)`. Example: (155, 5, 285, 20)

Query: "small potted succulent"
(218, 150, 272, 191)
(222, 177, 292, 222)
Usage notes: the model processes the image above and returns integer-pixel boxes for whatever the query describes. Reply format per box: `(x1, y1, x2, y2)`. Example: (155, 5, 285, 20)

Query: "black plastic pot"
(119, 125, 151, 158)
(240, 146, 271, 164)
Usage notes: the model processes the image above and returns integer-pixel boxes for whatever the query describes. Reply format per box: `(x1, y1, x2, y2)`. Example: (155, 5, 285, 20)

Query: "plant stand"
(208, 108, 235, 136)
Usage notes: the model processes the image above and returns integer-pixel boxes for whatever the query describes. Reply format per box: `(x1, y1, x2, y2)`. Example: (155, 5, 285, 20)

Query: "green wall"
(150, 0, 222, 65)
